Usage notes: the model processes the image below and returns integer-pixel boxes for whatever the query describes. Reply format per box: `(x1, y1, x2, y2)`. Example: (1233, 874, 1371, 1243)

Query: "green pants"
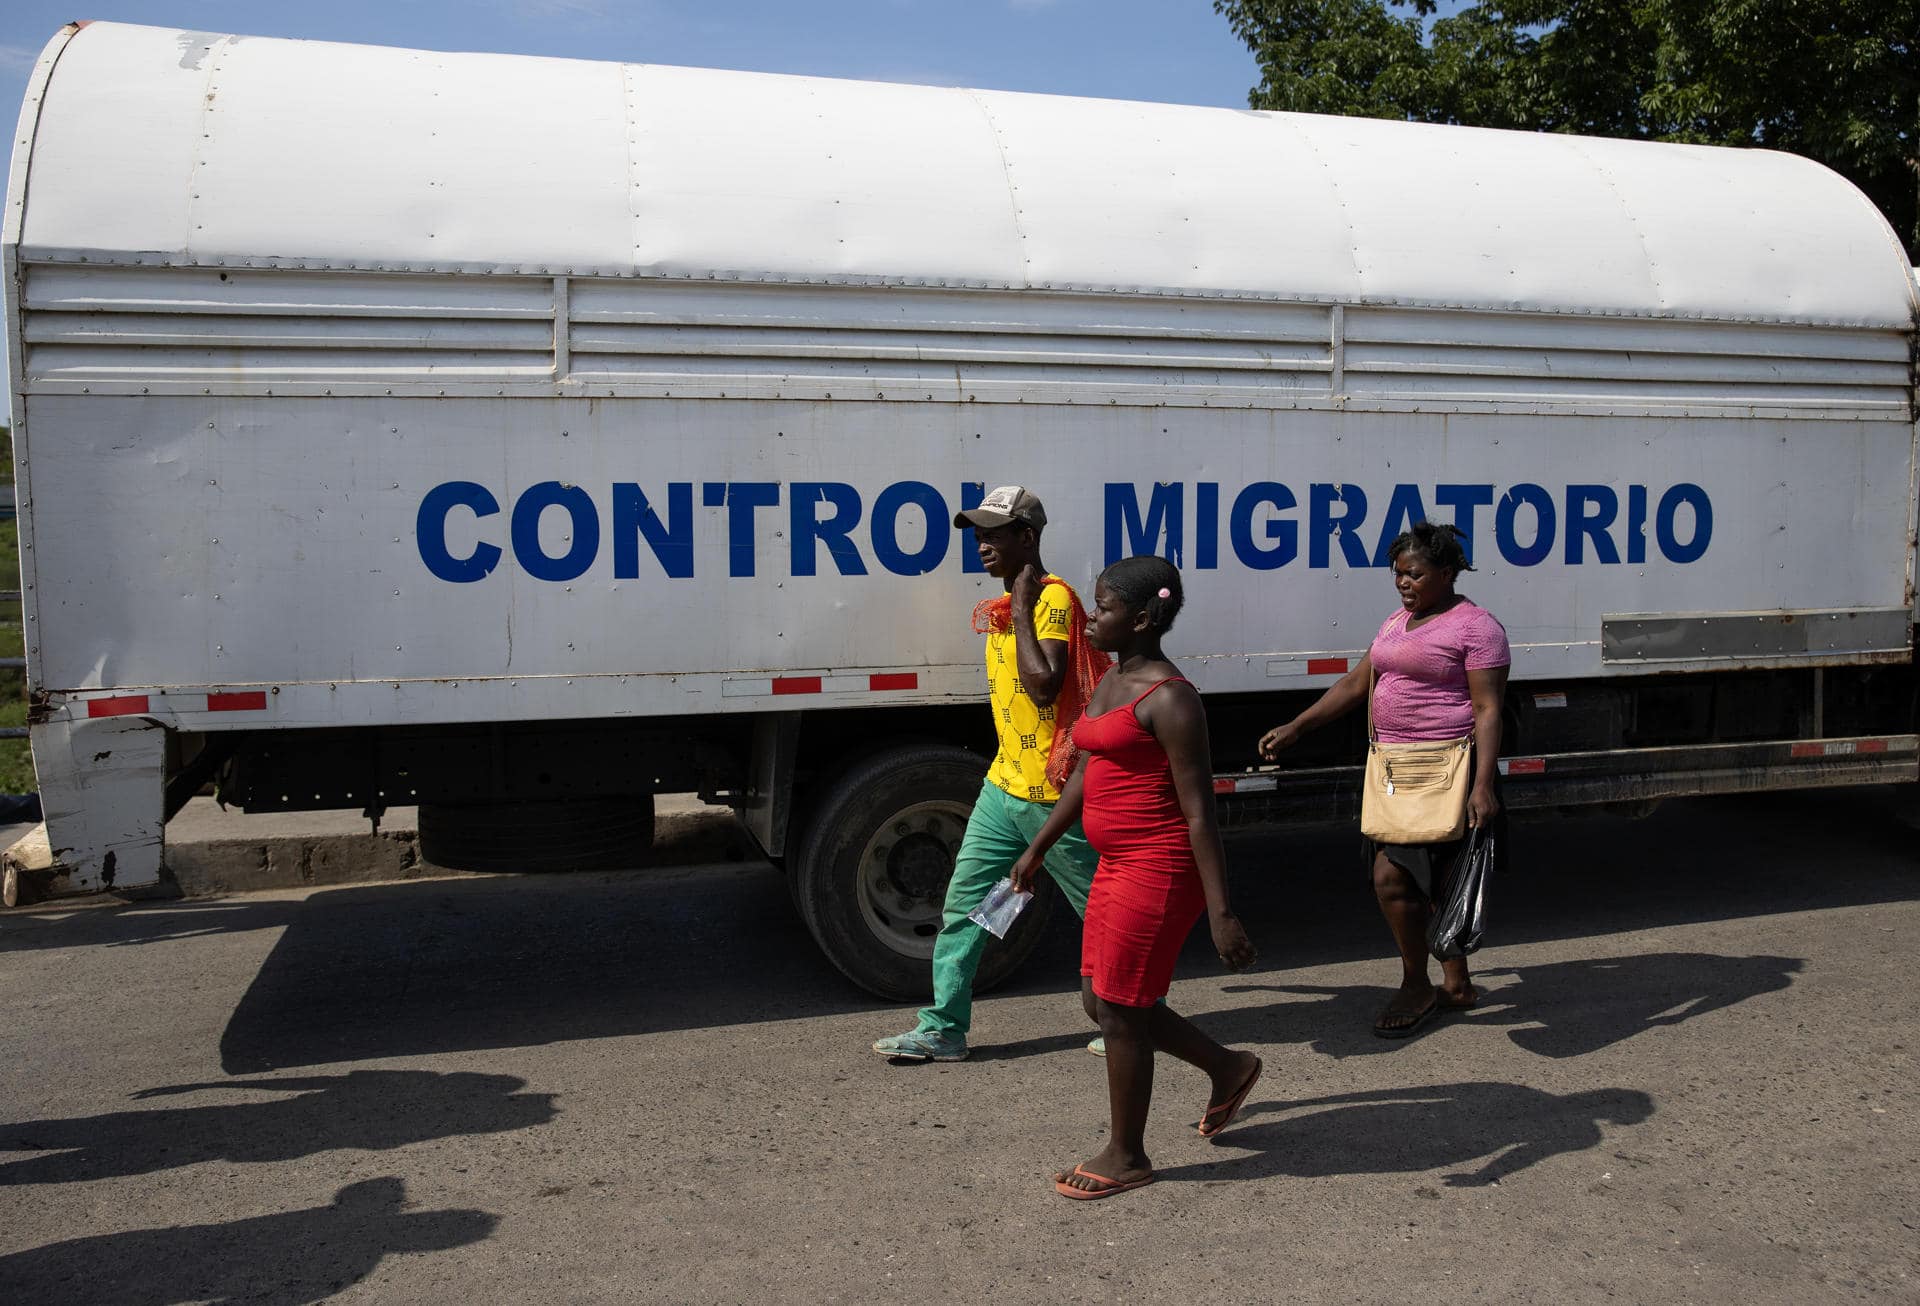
(916, 779, 1100, 1037)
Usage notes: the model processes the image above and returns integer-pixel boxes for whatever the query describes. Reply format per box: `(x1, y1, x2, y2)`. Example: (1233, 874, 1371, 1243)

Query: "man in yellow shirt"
(873, 486, 1105, 1061)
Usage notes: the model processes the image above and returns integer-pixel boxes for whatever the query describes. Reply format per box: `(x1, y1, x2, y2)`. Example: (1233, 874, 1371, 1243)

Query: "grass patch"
(0, 699, 31, 793)
(0, 451, 30, 791)
(0, 518, 18, 660)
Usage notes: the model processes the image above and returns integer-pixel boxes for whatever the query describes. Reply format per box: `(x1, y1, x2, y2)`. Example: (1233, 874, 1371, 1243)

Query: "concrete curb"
(165, 829, 441, 896)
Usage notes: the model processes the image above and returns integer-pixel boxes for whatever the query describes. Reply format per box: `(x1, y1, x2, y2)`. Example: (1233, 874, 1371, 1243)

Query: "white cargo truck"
(6, 22, 1916, 996)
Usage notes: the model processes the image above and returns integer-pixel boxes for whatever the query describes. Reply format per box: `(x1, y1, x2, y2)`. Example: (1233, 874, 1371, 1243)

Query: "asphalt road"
(1, 788, 1916, 1304)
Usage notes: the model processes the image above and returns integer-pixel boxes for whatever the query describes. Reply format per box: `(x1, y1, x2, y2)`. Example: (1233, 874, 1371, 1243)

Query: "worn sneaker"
(1088, 1036, 1107, 1058)
(871, 1029, 970, 1062)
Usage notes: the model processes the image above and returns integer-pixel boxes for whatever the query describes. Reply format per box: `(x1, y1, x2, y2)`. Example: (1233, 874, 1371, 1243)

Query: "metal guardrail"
(0, 728, 22, 739)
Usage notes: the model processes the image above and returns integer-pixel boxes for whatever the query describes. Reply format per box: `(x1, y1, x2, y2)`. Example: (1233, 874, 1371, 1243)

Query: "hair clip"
(1157, 587, 1171, 598)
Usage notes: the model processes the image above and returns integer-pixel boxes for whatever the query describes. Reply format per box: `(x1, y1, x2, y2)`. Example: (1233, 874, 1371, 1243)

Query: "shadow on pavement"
(1210, 951, 1803, 1060)
(1160, 1081, 1654, 1188)
(8, 786, 1899, 1073)
(0, 899, 303, 952)
(0, 1070, 554, 1186)
(217, 864, 870, 1072)
(1209, 790, 1920, 969)
(0, 1177, 494, 1304)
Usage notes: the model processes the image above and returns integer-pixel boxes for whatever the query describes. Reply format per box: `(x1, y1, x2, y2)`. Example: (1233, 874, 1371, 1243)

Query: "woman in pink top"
(1259, 522, 1510, 1038)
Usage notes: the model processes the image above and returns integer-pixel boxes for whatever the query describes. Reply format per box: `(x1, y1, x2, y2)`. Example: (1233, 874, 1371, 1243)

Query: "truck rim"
(854, 798, 971, 960)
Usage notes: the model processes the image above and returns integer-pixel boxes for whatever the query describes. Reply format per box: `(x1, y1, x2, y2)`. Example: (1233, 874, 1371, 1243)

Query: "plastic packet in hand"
(1428, 826, 1494, 960)
(966, 877, 1033, 939)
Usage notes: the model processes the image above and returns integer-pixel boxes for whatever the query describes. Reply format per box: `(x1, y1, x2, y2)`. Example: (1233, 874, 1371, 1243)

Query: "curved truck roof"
(7, 20, 1916, 329)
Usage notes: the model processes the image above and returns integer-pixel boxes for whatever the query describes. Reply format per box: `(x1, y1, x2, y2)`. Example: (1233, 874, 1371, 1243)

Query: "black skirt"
(1363, 802, 1507, 899)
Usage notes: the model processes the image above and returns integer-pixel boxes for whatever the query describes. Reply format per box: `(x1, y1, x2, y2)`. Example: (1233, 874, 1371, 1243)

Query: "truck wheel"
(417, 796, 656, 873)
(793, 744, 1055, 1001)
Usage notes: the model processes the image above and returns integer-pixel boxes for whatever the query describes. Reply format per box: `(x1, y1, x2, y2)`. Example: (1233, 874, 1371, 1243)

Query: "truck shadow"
(0, 899, 303, 952)
(0, 1069, 555, 1186)
(0, 1176, 494, 1304)
(1155, 1081, 1654, 1188)
(216, 864, 868, 1072)
(183, 787, 1920, 1071)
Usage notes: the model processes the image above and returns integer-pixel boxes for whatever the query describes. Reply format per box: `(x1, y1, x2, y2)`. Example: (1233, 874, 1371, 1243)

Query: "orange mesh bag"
(971, 576, 1112, 789)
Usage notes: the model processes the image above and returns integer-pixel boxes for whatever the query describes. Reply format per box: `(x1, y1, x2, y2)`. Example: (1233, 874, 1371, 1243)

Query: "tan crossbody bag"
(1360, 666, 1473, 845)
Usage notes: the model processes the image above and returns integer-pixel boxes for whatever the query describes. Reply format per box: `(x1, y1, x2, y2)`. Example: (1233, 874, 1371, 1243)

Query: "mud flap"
(31, 715, 169, 893)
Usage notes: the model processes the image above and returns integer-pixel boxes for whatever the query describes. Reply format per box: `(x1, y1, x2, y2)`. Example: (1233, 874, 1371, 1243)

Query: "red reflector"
(1792, 739, 1889, 758)
(869, 673, 917, 692)
(1506, 757, 1546, 775)
(1307, 658, 1347, 675)
(87, 696, 150, 718)
(207, 691, 268, 712)
(1213, 779, 1236, 794)
(771, 676, 822, 695)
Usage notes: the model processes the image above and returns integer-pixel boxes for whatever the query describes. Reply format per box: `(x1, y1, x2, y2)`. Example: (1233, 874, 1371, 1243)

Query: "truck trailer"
(5, 21, 1916, 997)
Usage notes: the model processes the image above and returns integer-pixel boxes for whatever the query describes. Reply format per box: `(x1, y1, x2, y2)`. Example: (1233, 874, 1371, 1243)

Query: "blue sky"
(1, 2, 1266, 126)
(0, 3, 1285, 416)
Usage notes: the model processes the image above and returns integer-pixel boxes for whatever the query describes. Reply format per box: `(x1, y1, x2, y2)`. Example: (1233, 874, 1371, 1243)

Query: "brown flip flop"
(1053, 1164, 1157, 1200)
(1196, 1056, 1263, 1140)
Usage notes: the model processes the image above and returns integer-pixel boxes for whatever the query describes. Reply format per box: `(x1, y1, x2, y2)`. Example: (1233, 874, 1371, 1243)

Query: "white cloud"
(0, 45, 42, 75)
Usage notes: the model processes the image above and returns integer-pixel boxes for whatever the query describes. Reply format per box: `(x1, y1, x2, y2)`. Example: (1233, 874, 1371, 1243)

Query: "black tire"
(792, 743, 1055, 1001)
(417, 796, 656, 873)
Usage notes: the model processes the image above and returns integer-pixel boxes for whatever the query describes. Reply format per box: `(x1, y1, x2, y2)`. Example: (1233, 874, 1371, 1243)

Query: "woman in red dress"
(1011, 555, 1261, 1201)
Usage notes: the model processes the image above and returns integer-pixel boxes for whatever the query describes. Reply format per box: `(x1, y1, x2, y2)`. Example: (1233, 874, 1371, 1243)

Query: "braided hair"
(1099, 555, 1184, 634)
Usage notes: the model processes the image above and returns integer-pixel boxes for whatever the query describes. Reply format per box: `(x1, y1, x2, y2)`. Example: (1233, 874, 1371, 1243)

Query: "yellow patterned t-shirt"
(985, 581, 1075, 803)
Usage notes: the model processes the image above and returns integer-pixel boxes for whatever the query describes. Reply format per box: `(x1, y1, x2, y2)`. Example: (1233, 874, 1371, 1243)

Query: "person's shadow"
(0, 1176, 494, 1304)
(1218, 951, 1802, 1059)
(0, 1070, 556, 1186)
(1463, 953, 1803, 1058)
(1160, 1081, 1653, 1187)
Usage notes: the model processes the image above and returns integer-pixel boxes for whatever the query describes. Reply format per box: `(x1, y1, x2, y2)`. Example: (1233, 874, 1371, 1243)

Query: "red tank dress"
(1074, 677, 1208, 1007)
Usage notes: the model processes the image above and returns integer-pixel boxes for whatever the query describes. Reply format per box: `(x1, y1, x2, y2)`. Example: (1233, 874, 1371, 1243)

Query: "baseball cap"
(953, 484, 1048, 531)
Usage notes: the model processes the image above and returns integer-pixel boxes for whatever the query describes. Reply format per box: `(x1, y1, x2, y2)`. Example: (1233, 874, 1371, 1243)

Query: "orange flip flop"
(1196, 1056, 1263, 1140)
(1053, 1164, 1156, 1200)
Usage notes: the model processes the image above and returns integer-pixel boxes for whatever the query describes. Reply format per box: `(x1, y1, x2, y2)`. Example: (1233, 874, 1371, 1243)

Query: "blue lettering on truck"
(417, 479, 1713, 581)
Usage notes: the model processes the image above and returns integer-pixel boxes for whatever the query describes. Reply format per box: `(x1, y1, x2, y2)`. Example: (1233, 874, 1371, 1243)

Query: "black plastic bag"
(1427, 825, 1494, 960)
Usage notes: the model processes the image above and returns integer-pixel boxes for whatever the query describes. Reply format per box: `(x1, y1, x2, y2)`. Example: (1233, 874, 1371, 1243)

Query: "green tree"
(1215, 1, 1920, 259)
